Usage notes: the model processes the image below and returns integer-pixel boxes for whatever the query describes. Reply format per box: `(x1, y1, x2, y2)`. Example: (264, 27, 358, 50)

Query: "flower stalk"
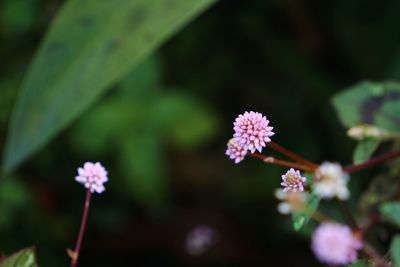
(250, 153, 316, 172)
(70, 189, 92, 267)
(344, 149, 400, 173)
(267, 141, 319, 169)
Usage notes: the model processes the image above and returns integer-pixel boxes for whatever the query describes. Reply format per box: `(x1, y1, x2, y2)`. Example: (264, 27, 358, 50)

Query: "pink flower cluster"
(75, 162, 108, 194)
(311, 222, 362, 265)
(186, 225, 217, 255)
(226, 111, 274, 163)
(281, 168, 306, 192)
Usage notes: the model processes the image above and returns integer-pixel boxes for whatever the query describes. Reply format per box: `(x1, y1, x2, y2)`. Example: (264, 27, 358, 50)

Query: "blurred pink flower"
(186, 225, 216, 256)
(313, 162, 350, 200)
(311, 222, 362, 265)
(75, 162, 108, 194)
(281, 168, 306, 192)
(233, 111, 274, 153)
(226, 138, 247, 163)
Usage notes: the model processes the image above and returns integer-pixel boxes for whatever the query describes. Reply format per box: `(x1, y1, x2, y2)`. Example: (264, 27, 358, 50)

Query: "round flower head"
(186, 225, 216, 255)
(226, 138, 247, 164)
(75, 162, 108, 194)
(311, 222, 362, 265)
(313, 162, 350, 200)
(281, 168, 307, 192)
(274, 189, 306, 215)
(233, 111, 274, 153)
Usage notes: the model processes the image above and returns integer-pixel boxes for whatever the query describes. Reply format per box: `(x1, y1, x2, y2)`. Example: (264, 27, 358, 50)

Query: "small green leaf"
(0, 247, 37, 267)
(292, 192, 320, 231)
(380, 202, 400, 227)
(346, 260, 369, 267)
(353, 137, 380, 164)
(293, 215, 305, 231)
(303, 172, 314, 186)
(332, 81, 400, 132)
(391, 235, 400, 267)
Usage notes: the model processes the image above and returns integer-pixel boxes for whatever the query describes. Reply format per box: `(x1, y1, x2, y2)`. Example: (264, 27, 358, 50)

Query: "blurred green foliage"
(2, 0, 216, 174)
(1, 0, 400, 266)
(292, 192, 320, 232)
(70, 56, 219, 212)
(352, 137, 380, 164)
(332, 81, 400, 132)
(380, 202, 400, 228)
(391, 236, 400, 267)
(0, 247, 37, 267)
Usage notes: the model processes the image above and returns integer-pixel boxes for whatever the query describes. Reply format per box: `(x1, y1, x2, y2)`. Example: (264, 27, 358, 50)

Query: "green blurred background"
(1, 0, 400, 266)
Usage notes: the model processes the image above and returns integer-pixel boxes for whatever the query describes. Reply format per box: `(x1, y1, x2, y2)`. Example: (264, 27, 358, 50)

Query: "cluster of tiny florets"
(311, 222, 362, 265)
(226, 111, 274, 163)
(281, 168, 307, 192)
(225, 138, 247, 164)
(274, 189, 307, 214)
(75, 162, 108, 194)
(313, 162, 350, 200)
(186, 225, 217, 256)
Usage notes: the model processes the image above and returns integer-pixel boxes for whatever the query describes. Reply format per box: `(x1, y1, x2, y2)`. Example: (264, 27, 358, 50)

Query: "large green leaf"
(0, 247, 37, 267)
(332, 81, 400, 132)
(2, 0, 215, 174)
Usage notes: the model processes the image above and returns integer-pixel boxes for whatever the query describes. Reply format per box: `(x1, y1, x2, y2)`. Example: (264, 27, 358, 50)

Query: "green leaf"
(332, 81, 400, 132)
(292, 192, 320, 231)
(346, 260, 369, 267)
(353, 137, 380, 164)
(0, 247, 38, 267)
(3, 0, 216, 174)
(380, 202, 400, 227)
(391, 235, 400, 267)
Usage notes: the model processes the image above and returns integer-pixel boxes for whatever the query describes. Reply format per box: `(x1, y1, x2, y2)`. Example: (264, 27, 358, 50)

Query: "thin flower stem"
(310, 209, 331, 223)
(70, 189, 92, 267)
(344, 149, 400, 173)
(250, 153, 316, 172)
(362, 241, 390, 267)
(301, 204, 331, 223)
(335, 198, 358, 229)
(267, 142, 319, 169)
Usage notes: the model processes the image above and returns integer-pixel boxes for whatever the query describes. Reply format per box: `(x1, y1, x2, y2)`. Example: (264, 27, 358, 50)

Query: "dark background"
(1, 0, 400, 266)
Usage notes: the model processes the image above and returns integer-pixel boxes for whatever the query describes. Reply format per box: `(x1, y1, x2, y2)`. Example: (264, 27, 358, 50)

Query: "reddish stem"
(70, 189, 92, 267)
(250, 153, 316, 172)
(344, 150, 400, 173)
(362, 242, 390, 267)
(267, 142, 319, 169)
